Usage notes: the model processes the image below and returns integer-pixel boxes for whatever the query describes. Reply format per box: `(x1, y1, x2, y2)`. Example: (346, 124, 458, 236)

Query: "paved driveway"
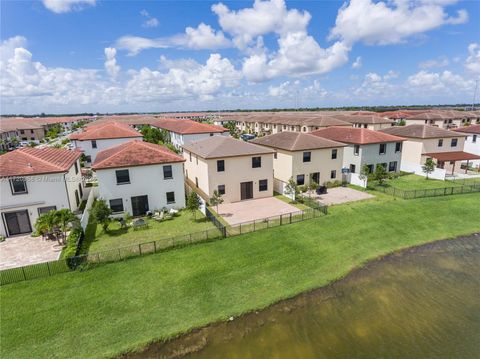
(0, 235, 62, 270)
(217, 197, 300, 225)
(313, 187, 374, 206)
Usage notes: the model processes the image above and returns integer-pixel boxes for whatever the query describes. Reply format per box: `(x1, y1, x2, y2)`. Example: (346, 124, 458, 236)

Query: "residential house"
(329, 114, 395, 130)
(311, 127, 405, 183)
(0, 148, 83, 237)
(453, 125, 480, 169)
(251, 132, 346, 194)
(152, 118, 229, 150)
(92, 141, 185, 216)
(182, 136, 275, 203)
(70, 122, 142, 164)
(380, 125, 480, 177)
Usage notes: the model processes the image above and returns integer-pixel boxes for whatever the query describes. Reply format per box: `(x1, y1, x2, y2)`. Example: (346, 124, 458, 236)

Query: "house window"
(210, 133, 214, 136)
(217, 160, 225, 172)
(30, 129, 34, 134)
(438, 139, 443, 147)
(196, 155, 198, 164)
(74, 161, 79, 174)
(38, 206, 56, 215)
(189, 152, 192, 162)
(350, 164, 356, 173)
(274, 152, 277, 159)
(163, 165, 173, 179)
(395, 142, 402, 152)
(195, 177, 198, 188)
(389, 161, 397, 172)
(166, 192, 175, 204)
(303, 151, 311, 162)
(78, 183, 83, 198)
(330, 170, 336, 179)
(10, 178, 27, 195)
(259, 179, 268, 191)
(296, 174, 305, 185)
(473, 134, 477, 143)
(20, 130, 25, 134)
(354, 145, 360, 156)
(367, 164, 374, 173)
(218, 185, 225, 195)
(379, 143, 386, 155)
(331, 149, 337, 159)
(252, 156, 261, 168)
(85, 155, 92, 163)
(74, 190, 80, 207)
(116, 169, 130, 185)
(109, 198, 124, 213)
(451, 138, 458, 147)
(91, 140, 97, 149)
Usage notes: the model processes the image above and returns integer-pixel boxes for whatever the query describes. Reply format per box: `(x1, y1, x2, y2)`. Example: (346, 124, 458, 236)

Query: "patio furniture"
(118, 218, 128, 229)
(316, 186, 327, 195)
(132, 218, 148, 230)
(153, 211, 164, 222)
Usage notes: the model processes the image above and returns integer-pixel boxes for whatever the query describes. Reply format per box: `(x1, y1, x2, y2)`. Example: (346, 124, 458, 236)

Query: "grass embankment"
(85, 210, 214, 253)
(2, 193, 480, 359)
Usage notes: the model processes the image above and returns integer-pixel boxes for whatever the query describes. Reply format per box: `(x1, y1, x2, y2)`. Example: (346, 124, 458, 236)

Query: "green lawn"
(274, 192, 310, 210)
(2, 193, 480, 359)
(372, 174, 478, 190)
(85, 210, 216, 253)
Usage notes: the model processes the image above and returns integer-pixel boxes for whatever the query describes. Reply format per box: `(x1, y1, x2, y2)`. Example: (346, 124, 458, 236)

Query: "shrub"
(62, 227, 83, 259)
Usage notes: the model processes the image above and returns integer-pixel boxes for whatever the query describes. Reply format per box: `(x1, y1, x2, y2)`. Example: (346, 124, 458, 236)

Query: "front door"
(4, 210, 32, 236)
(240, 181, 253, 200)
(131, 195, 149, 216)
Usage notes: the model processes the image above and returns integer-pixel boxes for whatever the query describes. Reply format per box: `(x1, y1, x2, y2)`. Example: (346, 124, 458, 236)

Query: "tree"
(186, 191, 201, 220)
(35, 210, 60, 244)
(284, 177, 300, 202)
(359, 164, 370, 189)
(422, 158, 436, 179)
(90, 199, 112, 232)
(223, 121, 238, 137)
(308, 180, 319, 197)
(398, 119, 406, 126)
(210, 190, 224, 213)
(373, 164, 388, 185)
(140, 126, 168, 144)
(56, 209, 80, 242)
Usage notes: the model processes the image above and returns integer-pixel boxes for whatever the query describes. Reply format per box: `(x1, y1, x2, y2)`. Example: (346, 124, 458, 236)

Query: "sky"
(1, 0, 479, 115)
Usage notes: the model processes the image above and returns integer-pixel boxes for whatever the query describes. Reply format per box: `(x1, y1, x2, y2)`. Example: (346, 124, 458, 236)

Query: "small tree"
(90, 199, 112, 232)
(284, 177, 300, 202)
(210, 190, 224, 213)
(186, 191, 201, 220)
(35, 210, 60, 243)
(56, 209, 80, 241)
(359, 164, 370, 189)
(422, 158, 436, 179)
(373, 164, 388, 185)
(308, 180, 319, 197)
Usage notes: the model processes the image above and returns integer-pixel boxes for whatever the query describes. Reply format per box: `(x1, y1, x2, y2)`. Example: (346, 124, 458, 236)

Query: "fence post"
(253, 220, 256, 232)
(22, 267, 26, 281)
(206, 230, 209, 239)
(139, 244, 142, 255)
(153, 241, 157, 253)
(118, 248, 122, 259)
(290, 212, 292, 224)
(47, 262, 51, 276)
(302, 211, 304, 221)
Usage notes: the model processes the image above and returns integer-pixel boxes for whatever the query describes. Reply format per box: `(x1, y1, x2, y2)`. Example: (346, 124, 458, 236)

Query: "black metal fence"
(205, 207, 227, 237)
(373, 181, 480, 199)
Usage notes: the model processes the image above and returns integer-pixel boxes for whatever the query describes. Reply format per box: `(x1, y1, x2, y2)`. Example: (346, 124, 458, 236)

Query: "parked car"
(240, 133, 256, 141)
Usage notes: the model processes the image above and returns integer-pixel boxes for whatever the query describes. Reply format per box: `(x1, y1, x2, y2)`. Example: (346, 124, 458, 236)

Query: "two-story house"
(151, 118, 229, 150)
(251, 132, 346, 194)
(92, 141, 185, 216)
(311, 127, 405, 178)
(0, 148, 83, 237)
(70, 122, 143, 164)
(182, 136, 275, 203)
(380, 125, 480, 177)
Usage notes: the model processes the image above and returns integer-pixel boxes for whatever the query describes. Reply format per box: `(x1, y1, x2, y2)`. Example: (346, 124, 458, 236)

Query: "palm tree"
(56, 209, 80, 244)
(35, 210, 59, 243)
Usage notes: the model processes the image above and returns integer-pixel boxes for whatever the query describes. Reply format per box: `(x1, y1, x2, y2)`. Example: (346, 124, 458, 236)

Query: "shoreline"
(119, 232, 480, 359)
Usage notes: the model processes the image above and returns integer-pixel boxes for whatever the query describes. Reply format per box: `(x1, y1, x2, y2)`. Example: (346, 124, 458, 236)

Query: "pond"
(127, 235, 480, 359)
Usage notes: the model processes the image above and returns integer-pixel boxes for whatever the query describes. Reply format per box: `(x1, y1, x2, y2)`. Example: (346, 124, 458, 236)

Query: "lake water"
(132, 235, 480, 359)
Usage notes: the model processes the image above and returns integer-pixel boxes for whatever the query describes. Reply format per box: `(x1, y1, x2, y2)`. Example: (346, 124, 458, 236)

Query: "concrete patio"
(0, 235, 62, 270)
(313, 187, 374, 206)
(217, 197, 300, 226)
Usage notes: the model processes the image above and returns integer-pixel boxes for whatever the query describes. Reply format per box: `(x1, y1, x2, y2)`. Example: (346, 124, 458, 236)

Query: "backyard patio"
(311, 187, 375, 206)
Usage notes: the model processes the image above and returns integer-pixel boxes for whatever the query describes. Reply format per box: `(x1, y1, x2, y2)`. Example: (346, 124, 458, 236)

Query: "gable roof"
(0, 147, 81, 177)
(182, 136, 275, 159)
(251, 132, 346, 151)
(452, 124, 480, 135)
(311, 127, 404, 145)
(379, 124, 461, 139)
(69, 122, 142, 141)
(152, 118, 228, 135)
(329, 114, 394, 125)
(92, 140, 184, 170)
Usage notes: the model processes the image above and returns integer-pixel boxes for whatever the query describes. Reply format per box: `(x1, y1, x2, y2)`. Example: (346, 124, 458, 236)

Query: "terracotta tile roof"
(311, 127, 404, 145)
(152, 118, 228, 134)
(69, 122, 142, 140)
(424, 151, 480, 161)
(92, 140, 184, 170)
(452, 124, 480, 135)
(0, 147, 81, 177)
(183, 136, 275, 159)
(379, 125, 461, 138)
(251, 132, 346, 151)
(329, 114, 394, 125)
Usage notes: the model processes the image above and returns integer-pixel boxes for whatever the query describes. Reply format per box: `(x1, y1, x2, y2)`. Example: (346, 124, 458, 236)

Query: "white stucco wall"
(73, 136, 142, 163)
(462, 134, 480, 167)
(343, 142, 403, 174)
(96, 163, 185, 215)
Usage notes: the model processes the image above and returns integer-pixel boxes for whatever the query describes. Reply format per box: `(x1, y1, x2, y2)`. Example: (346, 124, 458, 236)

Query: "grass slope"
(2, 194, 480, 359)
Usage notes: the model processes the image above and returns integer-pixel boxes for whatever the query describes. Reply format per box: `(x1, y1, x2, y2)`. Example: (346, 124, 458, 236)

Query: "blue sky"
(1, 0, 479, 114)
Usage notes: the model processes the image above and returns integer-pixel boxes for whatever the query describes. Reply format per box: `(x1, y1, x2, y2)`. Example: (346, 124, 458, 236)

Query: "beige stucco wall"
(401, 136, 466, 165)
(184, 151, 210, 196)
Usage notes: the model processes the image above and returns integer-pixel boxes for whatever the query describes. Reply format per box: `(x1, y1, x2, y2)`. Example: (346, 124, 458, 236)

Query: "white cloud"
(465, 43, 480, 74)
(268, 81, 291, 96)
(352, 56, 362, 69)
(329, 0, 468, 46)
(104, 47, 120, 79)
(407, 70, 474, 92)
(140, 9, 159, 28)
(42, 0, 96, 14)
(419, 57, 449, 69)
(116, 23, 231, 55)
